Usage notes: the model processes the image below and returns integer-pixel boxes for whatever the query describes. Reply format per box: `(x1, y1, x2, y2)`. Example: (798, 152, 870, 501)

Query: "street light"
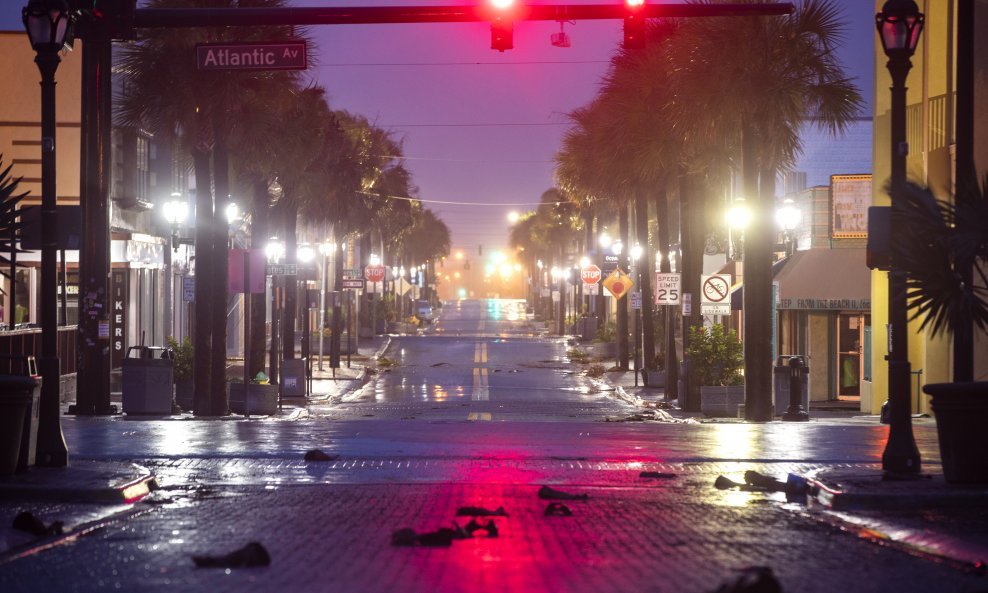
(876, 0, 923, 476)
(162, 194, 189, 252)
(726, 200, 751, 262)
(23, 0, 74, 466)
(775, 198, 801, 256)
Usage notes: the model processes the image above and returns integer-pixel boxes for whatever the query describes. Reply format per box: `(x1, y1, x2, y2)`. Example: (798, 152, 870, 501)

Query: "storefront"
(773, 247, 871, 403)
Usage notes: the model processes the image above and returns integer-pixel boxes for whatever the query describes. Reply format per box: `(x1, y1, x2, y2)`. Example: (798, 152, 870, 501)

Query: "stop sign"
(364, 265, 386, 283)
(581, 264, 602, 285)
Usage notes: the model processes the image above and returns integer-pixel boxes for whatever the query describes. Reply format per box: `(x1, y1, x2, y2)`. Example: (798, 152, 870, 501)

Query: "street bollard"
(782, 356, 809, 422)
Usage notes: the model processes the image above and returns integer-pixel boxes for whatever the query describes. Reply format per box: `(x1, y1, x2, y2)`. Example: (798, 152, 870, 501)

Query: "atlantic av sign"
(196, 41, 307, 71)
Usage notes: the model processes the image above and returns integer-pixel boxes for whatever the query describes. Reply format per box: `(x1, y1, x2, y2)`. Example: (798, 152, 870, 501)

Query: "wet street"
(1, 299, 982, 593)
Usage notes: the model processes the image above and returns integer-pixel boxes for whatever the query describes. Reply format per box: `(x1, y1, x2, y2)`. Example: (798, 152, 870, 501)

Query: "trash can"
(774, 356, 808, 415)
(122, 346, 175, 415)
(0, 374, 40, 475)
(280, 358, 307, 398)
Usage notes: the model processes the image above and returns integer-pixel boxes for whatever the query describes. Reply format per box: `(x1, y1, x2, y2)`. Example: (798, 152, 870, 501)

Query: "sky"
(1, 0, 876, 255)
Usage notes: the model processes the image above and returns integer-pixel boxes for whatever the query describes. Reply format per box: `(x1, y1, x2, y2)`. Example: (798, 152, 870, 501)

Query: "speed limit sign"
(654, 273, 681, 305)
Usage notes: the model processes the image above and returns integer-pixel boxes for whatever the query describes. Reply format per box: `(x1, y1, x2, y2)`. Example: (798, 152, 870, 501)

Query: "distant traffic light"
(489, 0, 515, 52)
(624, 0, 646, 49)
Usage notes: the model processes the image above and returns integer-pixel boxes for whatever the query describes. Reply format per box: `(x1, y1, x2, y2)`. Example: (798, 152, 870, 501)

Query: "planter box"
(925, 382, 988, 484)
(228, 383, 279, 416)
(642, 369, 666, 388)
(701, 385, 745, 418)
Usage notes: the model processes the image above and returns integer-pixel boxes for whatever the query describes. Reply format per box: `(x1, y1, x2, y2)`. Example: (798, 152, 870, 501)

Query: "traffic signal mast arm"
(129, 4, 793, 30)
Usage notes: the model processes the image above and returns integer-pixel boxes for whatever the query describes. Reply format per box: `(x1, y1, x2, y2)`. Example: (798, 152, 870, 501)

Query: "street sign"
(630, 291, 642, 310)
(585, 282, 599, 296)
(702, 303, 731, 316)
(655, 272, 682, 305)
(601, 269, 634, 300)
(600, 253, 627, 274)
(182, 277, 195, 302)
(581, 264, 602, 285)
(266, 263, 297, 276)
(682, 293, 692, 316)
(342, 279, 365, 290)
(196, 41, 307, 71)
(343, 268, 362, 280)
(364, 264, 386, 283)
(701, 274, 732, 304)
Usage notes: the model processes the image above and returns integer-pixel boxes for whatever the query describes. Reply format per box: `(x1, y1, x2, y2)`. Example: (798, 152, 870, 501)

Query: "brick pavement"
(2, 466, 986, 593)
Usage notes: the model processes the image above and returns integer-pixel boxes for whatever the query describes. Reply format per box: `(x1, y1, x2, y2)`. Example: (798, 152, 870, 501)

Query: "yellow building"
(866, 1, 988, 414)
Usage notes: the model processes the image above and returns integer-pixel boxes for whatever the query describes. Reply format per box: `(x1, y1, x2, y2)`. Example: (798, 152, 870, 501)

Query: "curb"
(0, 465, 158, 504)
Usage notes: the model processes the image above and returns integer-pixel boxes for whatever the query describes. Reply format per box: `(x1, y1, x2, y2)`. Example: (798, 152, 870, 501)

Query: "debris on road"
(303, 449, 339, 462)
(538, 485, 589, 501)
(544, 502, 573, 516)
(464, 518, 499, 537)
(709, 566, 782, 593)
(12, 511, 63, 537)
(714, 471, 810, 499)
(639, 471, 677, 480)
(455, 505, 509, 517)
(391, 524, 469, 547)
(192, 542, 271, 568)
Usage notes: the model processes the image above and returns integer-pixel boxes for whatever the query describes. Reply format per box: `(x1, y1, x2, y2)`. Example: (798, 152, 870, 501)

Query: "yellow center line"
(470, 342, 491, 417)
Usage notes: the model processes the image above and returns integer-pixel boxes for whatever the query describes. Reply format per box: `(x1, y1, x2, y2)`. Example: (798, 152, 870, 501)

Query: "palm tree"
(116, 0, 306, 415)
(0, 157, 27, 329)
(667, 0, 863, 418)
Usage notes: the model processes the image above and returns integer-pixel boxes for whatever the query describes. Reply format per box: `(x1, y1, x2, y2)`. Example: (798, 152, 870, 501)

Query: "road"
(0, 299, 982, 593)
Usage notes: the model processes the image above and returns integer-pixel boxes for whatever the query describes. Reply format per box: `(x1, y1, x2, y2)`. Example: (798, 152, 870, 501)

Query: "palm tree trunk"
(282, 202, 299, 361)
(740, 122, 774, 421)
(191, 147, 213, 416)
(557, 245, 566, 335)
(635, 192, 656, 370)
(210, 132, 230, 415)
(248, 180, 268, 380)
(654, 186, 678, 400)
(679, 170, 703, 412)
(617, 203, 630, 370)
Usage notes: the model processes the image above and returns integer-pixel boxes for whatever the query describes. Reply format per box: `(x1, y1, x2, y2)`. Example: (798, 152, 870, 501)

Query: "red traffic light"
(623, 0, 646, 49)
(488, 0, 516, 51)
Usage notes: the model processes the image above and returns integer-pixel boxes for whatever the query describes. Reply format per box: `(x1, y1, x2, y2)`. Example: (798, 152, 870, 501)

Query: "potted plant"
(893, 178, 988, 484)
(228, 373, 279, 416)
(686, 324, 744, 417)
(167, 335, 194, 412)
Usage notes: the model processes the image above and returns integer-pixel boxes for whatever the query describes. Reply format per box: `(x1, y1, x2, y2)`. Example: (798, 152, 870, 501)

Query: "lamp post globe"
(876, 0, 923, 476)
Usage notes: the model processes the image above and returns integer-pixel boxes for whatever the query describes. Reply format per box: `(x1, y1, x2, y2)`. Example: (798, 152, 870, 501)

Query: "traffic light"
(623, 0, 646, 49)
(489, 0, 515, 52)
(71, 0, 136, 40)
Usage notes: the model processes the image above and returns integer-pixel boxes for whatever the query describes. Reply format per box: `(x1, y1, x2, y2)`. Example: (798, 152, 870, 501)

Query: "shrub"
(685, 323, 743, 386)
(594, 321, 616, 343)
(166, 335, 193, 382)
(585, 364, 606, 379)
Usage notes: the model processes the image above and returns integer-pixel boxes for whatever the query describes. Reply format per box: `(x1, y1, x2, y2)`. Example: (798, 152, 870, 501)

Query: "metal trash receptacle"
(0, 375, 39, 475)
(280, 358, 308, 397)
(0, 355, 41, 472)
(122, 346, 174, 415)
(774, 356, 809, 415)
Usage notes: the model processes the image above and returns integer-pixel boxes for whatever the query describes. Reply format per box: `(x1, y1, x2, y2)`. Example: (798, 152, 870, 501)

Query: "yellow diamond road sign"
(601, 268, 634, 300)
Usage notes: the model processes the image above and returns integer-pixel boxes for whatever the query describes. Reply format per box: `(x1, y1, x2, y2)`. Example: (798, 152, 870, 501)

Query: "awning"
(730, 248, 870, 311)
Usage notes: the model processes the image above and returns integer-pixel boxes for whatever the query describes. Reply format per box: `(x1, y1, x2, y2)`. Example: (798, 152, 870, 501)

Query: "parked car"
(415, 300, 435, 322)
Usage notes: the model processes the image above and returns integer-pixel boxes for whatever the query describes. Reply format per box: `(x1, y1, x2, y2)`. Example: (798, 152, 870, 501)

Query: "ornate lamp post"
(876, 0, 923, 476)
(22, 0, 74, 466)
(162, 194, 190, 252)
